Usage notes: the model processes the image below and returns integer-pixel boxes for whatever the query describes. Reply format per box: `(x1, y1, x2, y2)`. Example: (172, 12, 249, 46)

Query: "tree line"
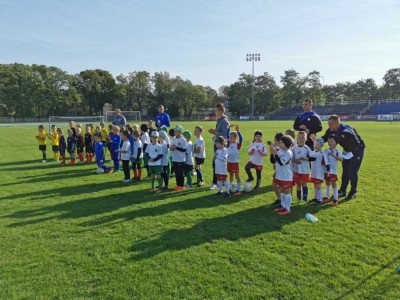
(0, 63, 399, 118)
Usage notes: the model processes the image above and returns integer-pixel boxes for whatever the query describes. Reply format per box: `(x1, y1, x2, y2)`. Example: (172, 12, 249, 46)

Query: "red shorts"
(248, 162, 263, 171)
(216, 174, 228, 181)
(293, 173, 309, 184)
(227, 162, 239, 174)
(272, 172, 279, 184)
(277, 180, 293, 189)
(310, 177, 324, 184)
(325, 174, 338, 183)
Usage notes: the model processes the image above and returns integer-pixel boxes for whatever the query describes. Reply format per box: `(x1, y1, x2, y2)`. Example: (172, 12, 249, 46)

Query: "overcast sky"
(1, 0, 399, 89)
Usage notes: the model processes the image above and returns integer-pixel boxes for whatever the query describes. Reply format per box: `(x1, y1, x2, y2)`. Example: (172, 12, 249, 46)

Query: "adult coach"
(293, 98, 323, 149)
(208, 103, 230, 190)
(322, 115, 365, 200)
(155, 105, 171, 129)
(112, 109, 126, 128)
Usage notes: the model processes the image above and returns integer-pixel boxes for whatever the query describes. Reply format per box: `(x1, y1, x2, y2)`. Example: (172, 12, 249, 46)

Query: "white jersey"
(248, 142, 268, 166)
(140, 132, 150, 145)
(194, 136, 206, 159)
(145, 143, 163, 166)
(160, 141, 169, 166)
(170, 136, 188, 162)
(275, 149, 293, 181)
(310, 150, 329, 180)
(292, 144, 312, 174)
(121, 141, 131, 160)
(133, 139, 143, 158)
(227, 141, 241, 163)
(185, 141, 194, 166)
(324, 148, 343, 175)
(214, 147, 228, 175)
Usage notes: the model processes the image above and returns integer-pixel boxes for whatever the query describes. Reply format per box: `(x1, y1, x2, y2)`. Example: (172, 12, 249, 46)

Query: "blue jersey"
(95, 142, 105, 166)
(128, 135, 134, 158)
(110, 133, 121, 151)
(156, 112, 171, 128)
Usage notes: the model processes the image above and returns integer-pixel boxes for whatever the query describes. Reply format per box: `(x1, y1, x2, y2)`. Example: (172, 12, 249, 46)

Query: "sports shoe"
(107, 170, 113, 174)
(155, 188, 162, 193)
(310, 198, 320, 203)
(272, 199, 281, 206)
(234, 191, 241, 196)
(332, 199, 339, 206)
(197, 181, 205, 187)
(345, 193, 357, 200)
(322, 197, 330, 204)
(162, 186, 170, 190)
(186, 184, 192, 188)
(123, 179, 130, 183)
(223, 192, 231, 197)
(338, 190, 347, 198)
(253, 187, 260, 192)
(42, 160, 46, 163)
(209, 183, 217, 190)
(274, 206, 285, 212)
(149, 188, 156, 192)
(215, 191, 223, 196)
(246, 178, 254, 183)
(279, 209, 291, 215)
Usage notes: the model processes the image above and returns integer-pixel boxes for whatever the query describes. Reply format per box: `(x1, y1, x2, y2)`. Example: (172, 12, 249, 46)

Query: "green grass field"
(0, 121, 399, 299)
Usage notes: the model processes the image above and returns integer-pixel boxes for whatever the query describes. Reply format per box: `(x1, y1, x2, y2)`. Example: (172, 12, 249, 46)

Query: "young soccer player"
(227, 124, 243, 195)
(147, 120, 156, 136)
(110, 125, 122, 172)
(66, 129, 76, 165)
(106, 124, 113, 158)
(57, 128, 66, 165)
(271, 135, 294, 215)
(170, 125, 188, 191)
(75, 127, 85, 163)
(36, 125, 47, 163)
(284, 129, 296, 140)
(131, 130, 143, 181)
(214, 136, 230, 197)
(94, 133, 112, 174)
(245, 131, 268, 192)
(84, 124, 94, 163)
(183, 130, 194, 188)
(324, 135, 343, 206)
(159, 131, 170, 189)
(193, 126, 206, 187)
(47, 125, 60, 162)
(145, 131, 164, 193)
(269, 132, 284, 205)
(117, 131, 132, 182)
(309, 137, 330, 204)
(140, 124, 151, 177)
(292, 131, 313, 204)
(168, 128, 175, 178)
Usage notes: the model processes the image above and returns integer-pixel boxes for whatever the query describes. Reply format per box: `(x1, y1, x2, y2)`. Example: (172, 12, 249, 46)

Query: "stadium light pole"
(320, 75, 325, 86)
(246, 53, 260, 116)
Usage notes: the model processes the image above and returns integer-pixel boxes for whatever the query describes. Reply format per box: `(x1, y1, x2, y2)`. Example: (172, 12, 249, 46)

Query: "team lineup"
(35, 100, 365, 216)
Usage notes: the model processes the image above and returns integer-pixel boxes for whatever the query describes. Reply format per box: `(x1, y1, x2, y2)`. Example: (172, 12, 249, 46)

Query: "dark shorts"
(39, 145, 46, 151)
(149, 165, 162, 175)
(195, 157, 205, 165)
(86, 146, 94, 154)
(52, 145, 59, 152)
(77, 147, 84, 154)
(185, 164, 194, 173)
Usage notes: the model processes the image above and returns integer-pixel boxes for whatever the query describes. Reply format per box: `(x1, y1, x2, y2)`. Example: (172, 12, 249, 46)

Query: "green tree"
(280, 69, 306, 106)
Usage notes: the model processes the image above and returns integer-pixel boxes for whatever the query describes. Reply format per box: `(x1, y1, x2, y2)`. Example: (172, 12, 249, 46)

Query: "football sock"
(296, 190, 301, 200)
(302, 186, 308, 201)
(151, 178, 155, 189)
(224, 181, 230, 193)
(326, 185, 331, 198)
(236, 182, 241, 191)
(333, 187, 339, 200)
(217, 181, 223, 192)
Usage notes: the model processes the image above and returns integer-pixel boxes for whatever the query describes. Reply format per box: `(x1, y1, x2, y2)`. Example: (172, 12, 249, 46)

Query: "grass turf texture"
(0, 121, 399, 299)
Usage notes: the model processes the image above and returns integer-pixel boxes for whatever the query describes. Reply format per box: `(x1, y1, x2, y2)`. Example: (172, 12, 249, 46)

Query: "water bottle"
(305, 213, 318, 222)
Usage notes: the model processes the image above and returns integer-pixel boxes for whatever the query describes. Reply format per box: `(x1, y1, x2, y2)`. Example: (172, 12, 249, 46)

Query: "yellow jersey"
(101, 128, 108, 142)
(36, 131, 47, 145)
(49, 131, 60, 146)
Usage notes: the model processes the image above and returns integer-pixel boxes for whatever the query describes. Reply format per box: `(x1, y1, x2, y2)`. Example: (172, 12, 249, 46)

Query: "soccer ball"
(230, 183, 237, 193)
(243, 182, 252, 192)
(96, 167, 104, 174)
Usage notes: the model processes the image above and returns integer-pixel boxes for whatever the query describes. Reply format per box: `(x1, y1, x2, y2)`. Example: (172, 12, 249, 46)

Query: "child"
(227, 125, 243, 195)
(110, 125, 122, 172)
(94, 133, 113, 174)
(57, 128, 66, 165)
(145, 131, 164, 193)
(309, 137, 330, 204)
(271, 135, 294, 215)
(214, 136, 230, 197)
(76, 127, 85, 163)
(36, 125, 47, 163)
(245, 131, 268, 192)
(284, 129, 296, 140)
(170, 125, 188, 191)
(183, 130, 194, 188)
(324, 135, 343, 206)
(47, 125, 60, 162)
(117, 131, 132, 182)
(168, 128, 175, 178)
(193, 126, 206, 187)
(84, 124, 94, 163)
(270, 132, 284, 205)
(148, 120, 156, 136)
(132, 124, 139, 132)
(66, 129, 76, 165)
(159, 131, 170, 189)
(140, 124, 151, 177)
(292, 131, 313, 204)
(131, 130, 143, 181)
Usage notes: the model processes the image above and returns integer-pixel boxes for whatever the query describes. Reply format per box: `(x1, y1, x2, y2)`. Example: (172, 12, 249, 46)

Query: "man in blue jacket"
(155, 105, 171, 129)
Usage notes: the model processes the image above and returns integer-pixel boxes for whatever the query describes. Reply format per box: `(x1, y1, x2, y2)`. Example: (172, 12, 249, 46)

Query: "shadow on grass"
(129, 200, 333, 261)
(0, 159, 39, 168)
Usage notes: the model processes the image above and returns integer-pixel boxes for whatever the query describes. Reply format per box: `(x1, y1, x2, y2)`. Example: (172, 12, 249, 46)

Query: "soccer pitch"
(0, 121, 399, 299)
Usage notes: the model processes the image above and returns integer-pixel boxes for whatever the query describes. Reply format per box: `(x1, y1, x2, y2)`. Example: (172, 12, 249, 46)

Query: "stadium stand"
(364, 102, 400, 115)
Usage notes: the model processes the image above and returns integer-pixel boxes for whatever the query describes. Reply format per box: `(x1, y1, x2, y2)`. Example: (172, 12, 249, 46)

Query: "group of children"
(36, 121, 344, 215)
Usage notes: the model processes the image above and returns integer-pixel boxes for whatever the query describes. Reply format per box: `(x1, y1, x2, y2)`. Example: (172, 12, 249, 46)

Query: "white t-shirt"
(121, 141, 131, 160)
(227, 141, 241, 163)
(185, 141, 194, 166)
(248, 142, 268, 166)
(214, 147, 228, 175)
(310, 150, 329, 180)
(160, 141, 169, 166)
(133, 139, 143, 158)
(140, 132, 150, 145)
(292, 144, 312, 174)
(170, 136, 188, 162)
(324, 148, 343, 175)
(145, 143, 163, 166)
(275, 149, 293, 181)
(194, 136, 206, 159)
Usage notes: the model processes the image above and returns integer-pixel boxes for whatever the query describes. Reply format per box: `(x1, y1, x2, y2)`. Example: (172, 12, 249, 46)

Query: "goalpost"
(104, 111, 141, 124)
(48, 116, 104, 131)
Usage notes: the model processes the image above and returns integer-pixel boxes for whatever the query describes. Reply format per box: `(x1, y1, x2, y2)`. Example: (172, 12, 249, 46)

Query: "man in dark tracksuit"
(293, 98, 323, 150)
(322, 115, 365, 200)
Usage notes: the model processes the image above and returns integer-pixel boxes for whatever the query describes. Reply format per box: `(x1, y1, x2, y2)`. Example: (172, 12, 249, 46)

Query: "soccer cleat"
(197, 181, 205, 187)
(209, 183, 217, 190)
(252, 187, 260, 192)
(345, 193, 357, 200)
(272, 199, 281, 206)
(332, 199, 339, 206)
(155, 188, 162, 193)
(123, 179, 130, 183)
(174, 186, 185, 191)
(107, 170, 113, 174)
(42, 160, 46, 163)
(310, 198, 319, 203)
(162, 186, 170, 190)
(279, 209, 291, 215)
(234, 191, 241, 196)
(274, 206, 285, 212)
(322, 197, 330, 204)
(186, 184, 192, 189)
(223, 192, 231, 197)
(215, 191, 223, 196)
(338, 190, 347, 198)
